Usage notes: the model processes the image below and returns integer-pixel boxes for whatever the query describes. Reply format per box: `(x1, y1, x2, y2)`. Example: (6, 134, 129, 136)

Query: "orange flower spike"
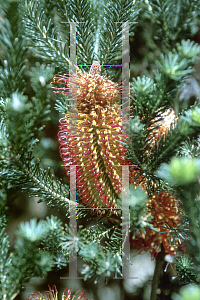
(131, 191, 181, 258)
(52, 62, 130, 211)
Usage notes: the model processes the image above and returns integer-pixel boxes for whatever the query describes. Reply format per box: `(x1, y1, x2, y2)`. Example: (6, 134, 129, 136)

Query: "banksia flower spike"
(131, 191, 182, 258)
(147, 191, 181, 255)
(52, 62, 130, 211)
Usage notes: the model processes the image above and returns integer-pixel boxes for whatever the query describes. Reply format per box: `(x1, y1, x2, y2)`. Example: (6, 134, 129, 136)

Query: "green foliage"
(139, 0, 200, 50)
(131, 0, 200, 80)
(0, 0, 200, 299)
(130, 39, 200, 122)
(61, 222, 122, 282)
(160, 216, 189, 246)
(128, 185, 156, 239)
(0, 91, 50, 155)
(178, 138, 200, 158)
(126, 39, 200, 191)
(0, 216, 68, 299)
(0, 2, 27, 97)
(99, 0, 139, 66)
(0, 218, 54, 300)
(175, 255, 198, 285)
(41, 216, 69, 268)
(56, 0, 96, 66)
(0, 159, 70, 209)
(19, 0, 70, 72)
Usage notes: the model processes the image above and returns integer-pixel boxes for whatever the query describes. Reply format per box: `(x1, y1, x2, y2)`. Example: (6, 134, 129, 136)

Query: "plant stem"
(150, 245, 166, 300)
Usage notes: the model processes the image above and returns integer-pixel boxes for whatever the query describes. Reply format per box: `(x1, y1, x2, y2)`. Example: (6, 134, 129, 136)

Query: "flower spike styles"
(63, 287, 90, 300)
(26, 285, 58, 300)
(26, 286, 92, 300)
(52, 62, 130, 212)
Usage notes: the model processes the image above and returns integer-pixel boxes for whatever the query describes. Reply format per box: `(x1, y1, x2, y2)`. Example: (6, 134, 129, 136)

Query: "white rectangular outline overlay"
(61, 21, 138, 281)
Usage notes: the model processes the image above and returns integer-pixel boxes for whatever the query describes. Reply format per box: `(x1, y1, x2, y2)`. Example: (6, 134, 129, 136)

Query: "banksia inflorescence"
(131, 191, 181, 258)
(52, 62, 129, 211)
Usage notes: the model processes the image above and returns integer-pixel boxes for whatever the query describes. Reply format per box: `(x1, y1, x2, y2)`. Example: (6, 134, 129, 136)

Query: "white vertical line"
(69, 22, 78, 278)
(69, 165, 77, 278)
(122, 21, 130, 136)
(69, 22, 78, 137)
(122, 165, 130, 278)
